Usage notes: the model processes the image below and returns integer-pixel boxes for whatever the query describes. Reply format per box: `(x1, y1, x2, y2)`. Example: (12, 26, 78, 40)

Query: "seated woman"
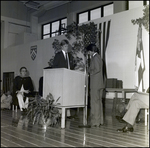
(13, 67, 34, 114)
(1, 91, 12, 109)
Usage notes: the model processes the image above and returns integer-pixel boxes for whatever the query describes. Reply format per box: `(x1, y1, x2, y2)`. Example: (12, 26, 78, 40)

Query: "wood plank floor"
(1, 104, 149, 147)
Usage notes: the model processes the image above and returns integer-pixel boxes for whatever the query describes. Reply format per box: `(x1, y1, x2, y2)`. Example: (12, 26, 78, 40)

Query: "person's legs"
(90, 89, 101, 126)
(17, 93, 24, 111)
(118, 98, 148, 132)
(24, 97, 29, 109)
(99, 89, 104, 125)
(123, 93, 149, 126)
(123, 99, 141, 125)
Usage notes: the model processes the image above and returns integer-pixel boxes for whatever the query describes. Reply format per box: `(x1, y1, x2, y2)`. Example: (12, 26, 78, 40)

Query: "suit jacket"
(89, 53, 105, 89)
(52, 51, 75, 70)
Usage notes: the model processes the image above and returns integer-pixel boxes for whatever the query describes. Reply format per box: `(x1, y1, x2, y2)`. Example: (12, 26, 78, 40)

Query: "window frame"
(77, 2, 113, 24)
(42, 17, 67, 39)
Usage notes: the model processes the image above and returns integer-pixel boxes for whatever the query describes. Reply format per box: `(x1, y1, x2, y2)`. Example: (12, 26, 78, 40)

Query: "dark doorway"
(3, 72, 14, 94)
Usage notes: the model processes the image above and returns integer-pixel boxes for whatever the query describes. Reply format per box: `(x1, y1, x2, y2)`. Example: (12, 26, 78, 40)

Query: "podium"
(43, 68, 88, 128)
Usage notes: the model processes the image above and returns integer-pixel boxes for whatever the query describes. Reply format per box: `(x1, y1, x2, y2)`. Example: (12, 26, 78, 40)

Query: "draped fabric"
(97, 20, 111, 82)
(134, 25, 145, 92)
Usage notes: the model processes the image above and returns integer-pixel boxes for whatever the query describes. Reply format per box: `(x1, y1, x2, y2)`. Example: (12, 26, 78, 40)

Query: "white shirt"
(62, 50, 66, 59)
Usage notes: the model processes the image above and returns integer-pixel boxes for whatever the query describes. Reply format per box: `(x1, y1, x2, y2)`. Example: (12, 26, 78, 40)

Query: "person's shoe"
(99, 123, 104, 127)
(24, 108, 28, 112)
(67, 116, 74, 120)
(21, 111, 25, 115)
(92, 125, 98, 127)
(117, 126, 134, 132)
(116, 116, 125, 123)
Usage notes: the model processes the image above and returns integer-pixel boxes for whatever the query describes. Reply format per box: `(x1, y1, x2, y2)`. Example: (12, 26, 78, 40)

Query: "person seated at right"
(117, 87, 149, 132)
(13, 67, 34, 114)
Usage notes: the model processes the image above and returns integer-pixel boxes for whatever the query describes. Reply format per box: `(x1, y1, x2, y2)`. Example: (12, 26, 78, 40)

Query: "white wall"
(1, 6, 149, 98)
(1, 34, 65, 91)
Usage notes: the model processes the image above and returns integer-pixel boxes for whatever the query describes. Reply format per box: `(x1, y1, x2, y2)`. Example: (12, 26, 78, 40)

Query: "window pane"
(129, 1, 143, 9)
(52, 21, 59, 33)
(43, 24, 50, 34)
(51, 33, 56, 37)
(91, 8, 101, 20)
(61, 18, 67, 29)
(104, 4, 113, 17)
(79, 12, 88, 24)
(43, 35, 50, 39)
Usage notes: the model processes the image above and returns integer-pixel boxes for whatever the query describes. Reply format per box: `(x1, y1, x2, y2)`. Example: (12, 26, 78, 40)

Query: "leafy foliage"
(49, 22, 97, 71)
(26, 93, 61, 128)
(52, 39, 61, 53)
(65, 22, 97, 56)
(131, 5, 149, 32)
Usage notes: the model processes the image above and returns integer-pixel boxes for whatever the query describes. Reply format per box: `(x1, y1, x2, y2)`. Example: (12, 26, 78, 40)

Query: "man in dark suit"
(52, 39, 75, 70)
(52, 39, 76, 119)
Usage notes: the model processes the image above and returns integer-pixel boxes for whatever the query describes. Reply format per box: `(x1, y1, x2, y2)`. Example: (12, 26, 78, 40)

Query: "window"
(128, 1, 144, 9)
(103, 3, 113, 17)
(77, 3, 113, 24)
(42, 18, 67, 39)
(91, 8, 101, 20)
(79, 12, 88, 23)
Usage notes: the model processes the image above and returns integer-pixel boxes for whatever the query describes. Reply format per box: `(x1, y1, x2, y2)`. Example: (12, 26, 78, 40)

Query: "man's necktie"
(66, 53, 70, 69)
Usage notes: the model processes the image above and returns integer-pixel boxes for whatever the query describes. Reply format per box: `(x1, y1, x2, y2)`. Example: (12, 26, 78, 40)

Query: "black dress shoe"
(116, 116, 125, 123)
(21, 111, 25, 115)
(67, 116, 74, 120)
(24, 108, 28, 112)
(117, 126, 134, 132)
(92, 125, 98, 127)
(99, 123, 104, 127)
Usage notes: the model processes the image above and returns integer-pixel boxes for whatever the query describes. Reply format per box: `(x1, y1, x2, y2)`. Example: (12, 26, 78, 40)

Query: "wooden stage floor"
(1, 106, 149, 147)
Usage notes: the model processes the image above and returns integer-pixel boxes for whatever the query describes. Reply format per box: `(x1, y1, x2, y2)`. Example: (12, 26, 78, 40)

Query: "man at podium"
(52, 39, 76, 119)
(53, 39, 75, 70)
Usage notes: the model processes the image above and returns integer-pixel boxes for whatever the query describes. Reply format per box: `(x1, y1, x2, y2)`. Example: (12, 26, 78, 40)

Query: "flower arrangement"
(26, 93, 61, 129)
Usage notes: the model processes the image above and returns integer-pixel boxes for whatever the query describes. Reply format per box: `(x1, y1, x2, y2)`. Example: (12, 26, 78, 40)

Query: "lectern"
(43, 68, 87, 128)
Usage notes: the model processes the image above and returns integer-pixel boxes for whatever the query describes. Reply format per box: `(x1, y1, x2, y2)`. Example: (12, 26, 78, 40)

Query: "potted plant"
(26, 93, 61, 129)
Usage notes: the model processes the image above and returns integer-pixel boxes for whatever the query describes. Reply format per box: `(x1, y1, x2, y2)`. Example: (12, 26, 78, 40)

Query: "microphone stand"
(78, 54, 91, 128)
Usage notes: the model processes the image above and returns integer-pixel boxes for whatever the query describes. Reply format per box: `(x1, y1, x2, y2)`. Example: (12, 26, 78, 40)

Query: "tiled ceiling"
(20, 1, 71, 11)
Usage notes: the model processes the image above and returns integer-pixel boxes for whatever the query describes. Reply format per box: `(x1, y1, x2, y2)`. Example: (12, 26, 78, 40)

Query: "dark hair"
(60, 39, 69, 46)
(86, 44, 99, 53)
(20, 67, 27, 72)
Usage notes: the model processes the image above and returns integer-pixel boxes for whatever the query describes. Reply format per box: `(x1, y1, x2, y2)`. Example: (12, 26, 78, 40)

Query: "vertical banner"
(98, 20, 111, 80)
(134, 25, 145, 92)
(30, 45, 37, 60)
